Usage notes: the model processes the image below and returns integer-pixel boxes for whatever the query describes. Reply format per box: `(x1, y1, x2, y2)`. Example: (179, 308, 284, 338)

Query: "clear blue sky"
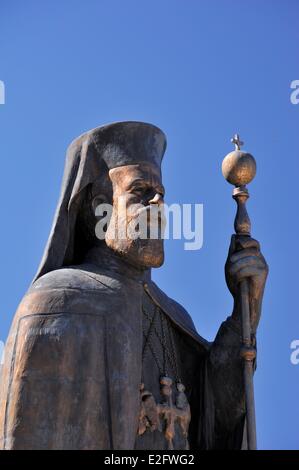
(0, 0, 298, 449)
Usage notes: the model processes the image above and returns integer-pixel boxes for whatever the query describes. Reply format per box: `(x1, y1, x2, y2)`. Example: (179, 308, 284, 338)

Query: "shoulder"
(30, 265, 124, 293)
(18, 265, 138, 317)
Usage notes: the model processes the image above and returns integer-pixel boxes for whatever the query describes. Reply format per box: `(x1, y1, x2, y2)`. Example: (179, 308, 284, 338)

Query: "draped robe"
(0, 261, 246, 450)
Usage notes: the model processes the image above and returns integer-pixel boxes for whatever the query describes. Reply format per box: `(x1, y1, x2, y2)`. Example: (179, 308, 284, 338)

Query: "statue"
(0, 122, 268, 450)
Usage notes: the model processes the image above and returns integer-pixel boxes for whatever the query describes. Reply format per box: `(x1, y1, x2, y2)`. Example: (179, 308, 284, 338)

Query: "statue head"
(33, 121, 167, 281)
(78, 160, 165, 269)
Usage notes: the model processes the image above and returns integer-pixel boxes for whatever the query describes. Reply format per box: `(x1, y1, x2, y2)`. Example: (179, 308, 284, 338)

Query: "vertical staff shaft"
(240, 280, 257, 449)
(233, 186, 257, 450)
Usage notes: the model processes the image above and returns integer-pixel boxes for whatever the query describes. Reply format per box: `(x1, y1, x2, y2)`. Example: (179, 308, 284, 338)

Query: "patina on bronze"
(0, 122, 268, 449)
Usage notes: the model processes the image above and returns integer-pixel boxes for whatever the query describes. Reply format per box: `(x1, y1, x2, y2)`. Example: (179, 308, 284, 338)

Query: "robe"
(0, 263, 246, 450)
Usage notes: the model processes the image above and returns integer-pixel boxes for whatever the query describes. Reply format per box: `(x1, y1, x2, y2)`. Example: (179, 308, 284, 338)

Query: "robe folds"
(0, 263, 246, 450)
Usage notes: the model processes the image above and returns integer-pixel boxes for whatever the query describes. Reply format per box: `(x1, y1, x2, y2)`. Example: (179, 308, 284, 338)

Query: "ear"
(92, 194, 109, 215)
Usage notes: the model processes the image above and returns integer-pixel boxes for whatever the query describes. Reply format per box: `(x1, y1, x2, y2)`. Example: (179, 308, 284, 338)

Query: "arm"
(207, 234, 268, 448)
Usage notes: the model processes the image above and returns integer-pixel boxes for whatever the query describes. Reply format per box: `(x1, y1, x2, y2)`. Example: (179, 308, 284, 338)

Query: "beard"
(105, 206, 165, 268)
(106, 235, 164, 269)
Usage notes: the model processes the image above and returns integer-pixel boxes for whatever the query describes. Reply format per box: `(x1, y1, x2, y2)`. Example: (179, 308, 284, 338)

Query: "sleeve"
(203, 317, 249, 449)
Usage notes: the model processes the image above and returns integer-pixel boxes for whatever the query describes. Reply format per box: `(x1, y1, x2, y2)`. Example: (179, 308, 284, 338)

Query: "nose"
(148, 193, 164, 206)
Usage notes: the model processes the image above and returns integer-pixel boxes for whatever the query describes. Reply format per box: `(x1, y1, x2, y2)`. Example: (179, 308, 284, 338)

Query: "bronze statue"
(0, 122, 268, 449)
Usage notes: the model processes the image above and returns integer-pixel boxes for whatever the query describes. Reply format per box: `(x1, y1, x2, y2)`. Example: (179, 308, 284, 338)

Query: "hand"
(225, 235, 269, 333)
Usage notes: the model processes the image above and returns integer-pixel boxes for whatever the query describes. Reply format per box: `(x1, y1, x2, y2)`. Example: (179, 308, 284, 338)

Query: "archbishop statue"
(0, 122, 268, 450)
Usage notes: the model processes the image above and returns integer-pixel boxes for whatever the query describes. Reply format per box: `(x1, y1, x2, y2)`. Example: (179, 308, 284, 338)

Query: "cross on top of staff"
(231, 134, 244, 151)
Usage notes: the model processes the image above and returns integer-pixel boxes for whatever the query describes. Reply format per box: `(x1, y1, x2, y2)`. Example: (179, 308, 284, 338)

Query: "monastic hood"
(33, 121, 167, 282)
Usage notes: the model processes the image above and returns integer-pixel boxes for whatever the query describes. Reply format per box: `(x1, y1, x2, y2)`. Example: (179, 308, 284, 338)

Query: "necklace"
(142, 305, 182, 382)
(138, 300, 191, 450)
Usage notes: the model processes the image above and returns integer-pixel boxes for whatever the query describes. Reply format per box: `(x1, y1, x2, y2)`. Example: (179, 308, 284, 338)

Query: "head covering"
(33, 121, 167, 282)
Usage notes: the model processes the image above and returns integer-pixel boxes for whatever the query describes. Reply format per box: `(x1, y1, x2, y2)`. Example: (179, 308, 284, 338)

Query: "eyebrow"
(127, 179, 165, 194)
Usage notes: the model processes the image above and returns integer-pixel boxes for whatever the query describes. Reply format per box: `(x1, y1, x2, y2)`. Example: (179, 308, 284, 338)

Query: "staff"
(222, 134, 257, 450)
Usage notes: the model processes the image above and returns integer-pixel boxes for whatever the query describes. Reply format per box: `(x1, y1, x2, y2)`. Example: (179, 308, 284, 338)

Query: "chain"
(166, 316, 181, 383)
(142, 331, 164, 376)
(142, 303, 180, 383)
(142, 306, 176, 376)
(142, 304, 158, 362)
(161, 309, 167, 375)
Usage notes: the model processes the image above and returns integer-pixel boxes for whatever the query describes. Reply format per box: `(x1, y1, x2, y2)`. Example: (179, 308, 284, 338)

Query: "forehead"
(109, 162, 162, 187)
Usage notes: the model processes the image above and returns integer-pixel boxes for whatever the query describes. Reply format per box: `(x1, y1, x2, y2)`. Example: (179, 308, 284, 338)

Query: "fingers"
(229, 255, 265, 275)
(226, 234, 268, 302)
(235, 236, 260, 251)
(228, 234, 261, 255)
(231, 264, 266, 283)
(229, 248, 261, 264)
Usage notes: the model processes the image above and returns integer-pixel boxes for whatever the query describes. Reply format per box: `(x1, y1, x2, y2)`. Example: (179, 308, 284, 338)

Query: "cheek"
(113, 193, 144, 218)
(113, 192, 133, 206)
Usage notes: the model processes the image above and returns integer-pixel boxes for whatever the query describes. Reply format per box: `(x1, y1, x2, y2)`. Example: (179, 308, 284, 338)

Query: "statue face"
(104, 163, 165, 268)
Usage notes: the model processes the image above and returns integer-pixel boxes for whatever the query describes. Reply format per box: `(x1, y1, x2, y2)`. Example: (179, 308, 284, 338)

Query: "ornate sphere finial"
(222, 134, 256, 187)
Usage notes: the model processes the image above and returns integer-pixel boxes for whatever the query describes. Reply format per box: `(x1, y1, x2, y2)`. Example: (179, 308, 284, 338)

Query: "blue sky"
(0, 0, 298, 449)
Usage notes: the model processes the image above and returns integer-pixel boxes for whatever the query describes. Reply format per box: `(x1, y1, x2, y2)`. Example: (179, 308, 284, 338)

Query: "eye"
(131, 185, 147, 196)
(133, 186, 144, 192)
